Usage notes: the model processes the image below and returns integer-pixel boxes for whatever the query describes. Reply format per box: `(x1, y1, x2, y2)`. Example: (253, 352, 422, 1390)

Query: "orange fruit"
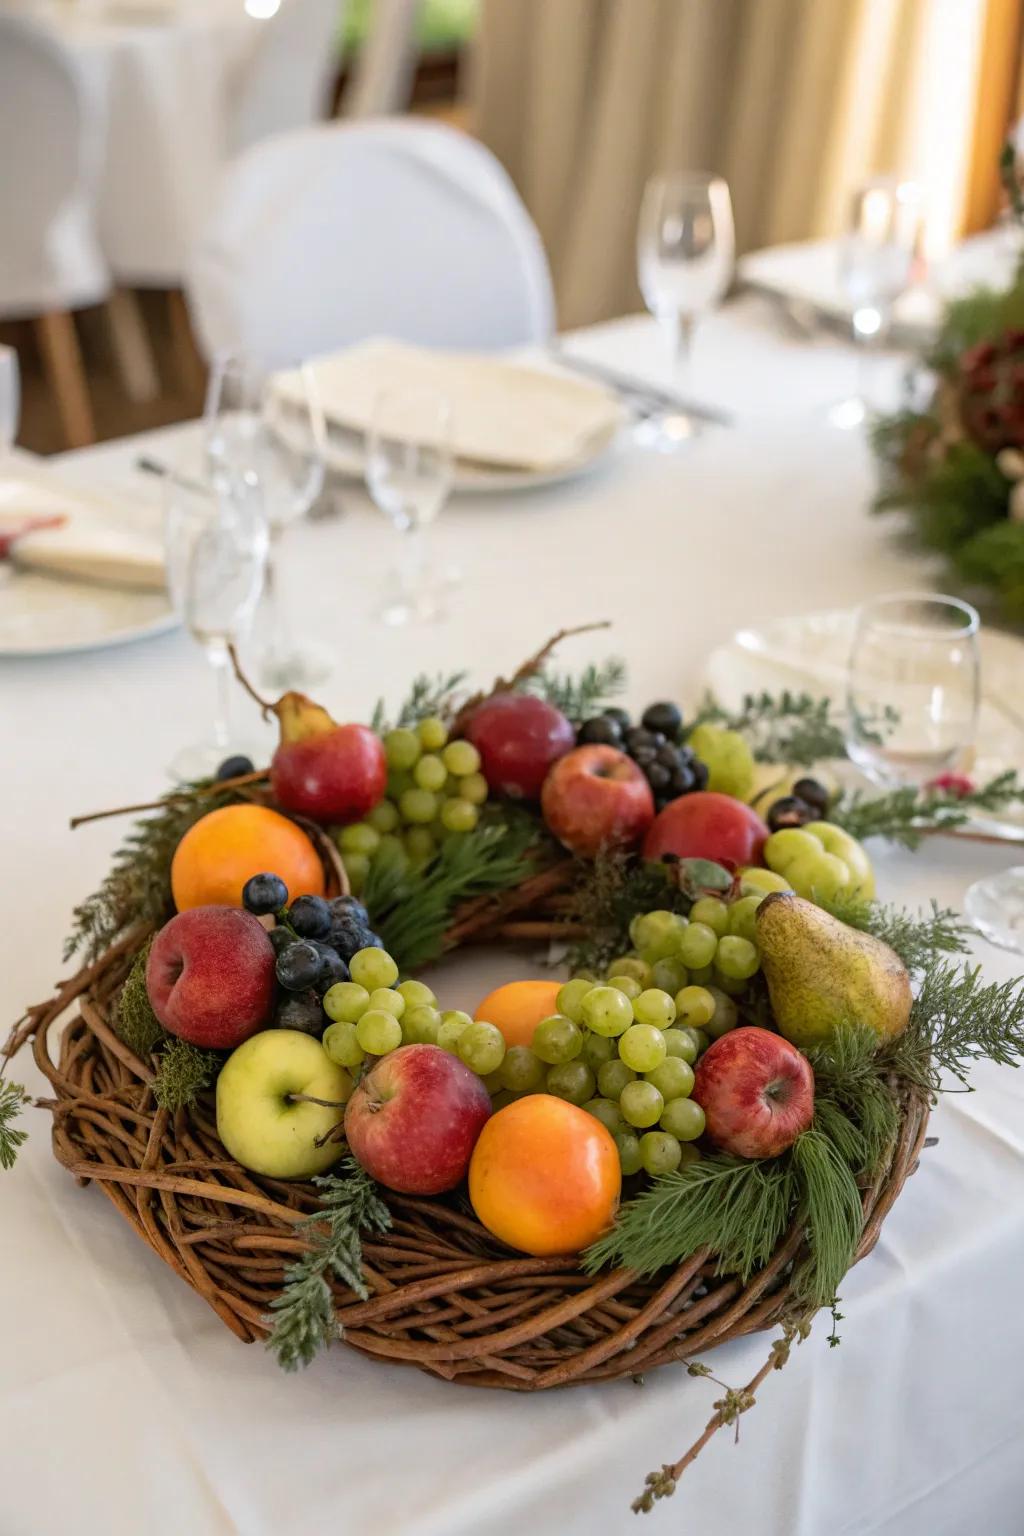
(474, 979, 564, 1047)
(469, 1095, 620, 1256)
(171, 804, 325, 911)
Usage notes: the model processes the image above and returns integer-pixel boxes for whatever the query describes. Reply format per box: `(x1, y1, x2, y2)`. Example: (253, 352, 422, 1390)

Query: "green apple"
(216, 1029, 353, 1179)
(763, 823, 875, 902)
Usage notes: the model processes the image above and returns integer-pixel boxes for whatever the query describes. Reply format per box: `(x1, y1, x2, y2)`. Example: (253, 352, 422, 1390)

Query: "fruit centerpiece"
(4, 626, 1024, 1513)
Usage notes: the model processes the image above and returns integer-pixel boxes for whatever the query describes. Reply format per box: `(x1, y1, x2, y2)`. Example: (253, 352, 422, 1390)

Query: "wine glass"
(204, 352, 329, 689)
(365, 386, 454, 626)
(163, 463, 269, 782)
(0, 345, 19, 455)
(829, 177, 923, 430)
(636, 171, 734, 448)
(845, 593, 980, 787)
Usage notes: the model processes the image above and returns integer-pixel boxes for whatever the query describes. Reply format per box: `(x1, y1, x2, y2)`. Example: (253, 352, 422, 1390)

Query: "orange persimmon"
(171, 804, 325, 911)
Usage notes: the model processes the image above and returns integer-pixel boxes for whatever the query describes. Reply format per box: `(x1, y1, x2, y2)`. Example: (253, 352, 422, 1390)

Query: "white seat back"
(187, 118, 555, 366)
(0, 14, 109, 314)
(229, 0, 345, 157)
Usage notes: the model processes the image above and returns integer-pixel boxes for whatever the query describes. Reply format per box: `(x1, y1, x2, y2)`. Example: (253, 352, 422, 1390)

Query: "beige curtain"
(466, 0, 985, 327)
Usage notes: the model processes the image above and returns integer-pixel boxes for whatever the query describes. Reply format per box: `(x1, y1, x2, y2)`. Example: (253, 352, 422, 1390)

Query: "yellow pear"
(755, 892, 911, 1048)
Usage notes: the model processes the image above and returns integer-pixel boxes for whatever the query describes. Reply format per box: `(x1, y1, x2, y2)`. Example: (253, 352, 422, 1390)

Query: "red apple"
(464, 693, 575, 799)
(643, 790, 768, 870)
(541, 745, 655, 856)
(692, 1026, 814, 1159)
(269, 693, 387, 824)
(345, 1044, 492, 1194)
(146, 906, 276, 1049)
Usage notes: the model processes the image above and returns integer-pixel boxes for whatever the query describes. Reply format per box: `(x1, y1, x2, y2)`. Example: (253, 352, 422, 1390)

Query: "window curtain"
(466, 0, 992, 327)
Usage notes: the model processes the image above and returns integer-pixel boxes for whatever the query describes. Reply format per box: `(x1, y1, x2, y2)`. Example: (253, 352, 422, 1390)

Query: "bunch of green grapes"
(607, 897, 767, 999)
(321, 947, 510, 1084)
(334, 716, 488, 893)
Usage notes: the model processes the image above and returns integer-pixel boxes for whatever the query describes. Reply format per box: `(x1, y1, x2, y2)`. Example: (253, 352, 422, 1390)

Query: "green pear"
(755, 892, 911, 1048)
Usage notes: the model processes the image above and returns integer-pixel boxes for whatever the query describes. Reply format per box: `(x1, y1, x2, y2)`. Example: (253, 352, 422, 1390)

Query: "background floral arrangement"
(872, 142, 1024, 622)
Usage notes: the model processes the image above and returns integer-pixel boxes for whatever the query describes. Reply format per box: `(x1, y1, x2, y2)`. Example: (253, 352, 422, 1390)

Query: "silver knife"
(549, 346, 735, 428)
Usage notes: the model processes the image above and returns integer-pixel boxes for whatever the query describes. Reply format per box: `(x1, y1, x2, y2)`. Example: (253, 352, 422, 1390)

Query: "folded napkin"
(275, 339, 623, 473)
(0, 478, 165, 591)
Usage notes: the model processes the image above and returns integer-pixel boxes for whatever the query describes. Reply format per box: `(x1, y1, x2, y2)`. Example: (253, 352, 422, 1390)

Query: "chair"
(229, 0, 346, 157)
(185, 119, 555, 365)
(0, 14, 109, 446)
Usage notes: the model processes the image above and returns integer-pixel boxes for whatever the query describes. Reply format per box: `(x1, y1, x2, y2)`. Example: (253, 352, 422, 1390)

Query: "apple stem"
(287, 1092, 349, 1110)
(227, 640, 276, 721)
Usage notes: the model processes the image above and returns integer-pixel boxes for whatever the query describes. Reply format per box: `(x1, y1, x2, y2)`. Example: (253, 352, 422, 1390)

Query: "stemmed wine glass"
(636, 171, 734, 448)
(163, 463, 269, 782)
(204, 352, 329, 689)
(830, 177, 923, 429)
(846, 592, 981, 786)
(365, 386, 454, 626)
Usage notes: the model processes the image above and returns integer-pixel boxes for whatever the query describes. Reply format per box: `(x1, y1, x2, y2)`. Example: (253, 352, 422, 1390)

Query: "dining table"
(2, 0, 261, 283)
(3, 295, 1024, 1536)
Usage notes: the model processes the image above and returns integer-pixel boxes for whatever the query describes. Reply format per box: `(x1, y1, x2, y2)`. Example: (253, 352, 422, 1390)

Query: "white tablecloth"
(4, 0, 259, 283)
(3, 300, 1024, 1536)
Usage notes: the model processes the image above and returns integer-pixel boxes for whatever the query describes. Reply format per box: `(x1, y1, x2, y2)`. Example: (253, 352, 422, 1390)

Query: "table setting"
(4, 149, 1024, 1536)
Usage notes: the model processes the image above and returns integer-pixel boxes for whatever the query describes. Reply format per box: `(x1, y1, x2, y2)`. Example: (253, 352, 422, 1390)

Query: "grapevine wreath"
(5, 625, 1024, 1513)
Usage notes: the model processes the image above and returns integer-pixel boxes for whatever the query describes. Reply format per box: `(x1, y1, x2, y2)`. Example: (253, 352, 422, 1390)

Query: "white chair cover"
(229, 0, 344, 158)
(186, 119, 555, 365)
(0, 14, 109, 315)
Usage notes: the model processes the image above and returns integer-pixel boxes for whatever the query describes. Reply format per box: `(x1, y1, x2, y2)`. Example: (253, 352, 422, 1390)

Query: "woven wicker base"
(20, 935, 931, 1390)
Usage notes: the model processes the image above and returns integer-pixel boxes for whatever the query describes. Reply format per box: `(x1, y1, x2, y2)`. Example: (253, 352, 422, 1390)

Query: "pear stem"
(227, 640, 276, 721)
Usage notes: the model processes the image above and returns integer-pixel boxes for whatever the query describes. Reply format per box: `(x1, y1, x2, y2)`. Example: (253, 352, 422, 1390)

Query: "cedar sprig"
(813, 891, 971, 972)
(831, 770, 1024, 849)
(152, 1040, 219, 1111)
(566, 849, 685, 974)
(266, 1159, 391, 1371)
(688, 689, 895, 766)
(0, 1078, 28, 1171)
(370, 670, 469, 734)
(885, 961, 1024, 1091)
(525, 656, 627, 723)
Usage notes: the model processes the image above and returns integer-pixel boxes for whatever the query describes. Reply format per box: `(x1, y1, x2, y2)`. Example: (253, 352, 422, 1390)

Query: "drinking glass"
(830, 177, 923, 430)
(845, 593, 980, 787)
(365, 386, 454, 626)
(163, 465, 269, 782)
(204, 352, 329, 689)
(636, 171, 734, 448)
(0, 345, 20, 454)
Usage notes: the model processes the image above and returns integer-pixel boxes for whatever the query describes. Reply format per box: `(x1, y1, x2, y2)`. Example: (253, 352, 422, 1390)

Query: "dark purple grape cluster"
(241, 877, 383, 1037)
(576, 701, 709, 810)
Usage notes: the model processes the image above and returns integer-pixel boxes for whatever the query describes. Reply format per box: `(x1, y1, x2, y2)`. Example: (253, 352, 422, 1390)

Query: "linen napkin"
(0, 478, 165, 591)
(275, 339, 623, 473)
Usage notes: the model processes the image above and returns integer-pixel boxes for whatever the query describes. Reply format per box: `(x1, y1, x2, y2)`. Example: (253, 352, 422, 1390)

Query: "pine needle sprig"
(886, 961, 1024, 1091)
(0, 1078, 28, 1171)
(370, 671, 469, 734)
(832, 771, 1024, 849)
(363, 810, 545, 970)
(525, 656, 627, 723)
(688, 690, 893, 766)
(65, 780, 247, 962)
(115, 939, 165, 1057)
(266, 1158, 391, 1371)
(582, 1154, 796, 1284)
(788, 1130, 864, 1311)
(152, 1040, 219, 1111)
(806, 1025, 902, 1176)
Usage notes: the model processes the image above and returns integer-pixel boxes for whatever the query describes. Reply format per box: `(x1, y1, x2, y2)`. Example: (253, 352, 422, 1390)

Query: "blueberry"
(577, 716, 622, 746)
(242, 872, 288, 916)
(647, 763, 671, 791)
(276, 991, 326, 1037)
(312, 941, 349, 990)
(767, 796, 814, 833)
(276, 941, 323, 992)
(328, 913, 372, 961)
(641, 702, 683, 742)
(603, 707, 631, 731)
(269, 925, 298, 956)
(792, 777, 830, 814)
(288, 895, 332, 940)
(215, 754, 255, 781)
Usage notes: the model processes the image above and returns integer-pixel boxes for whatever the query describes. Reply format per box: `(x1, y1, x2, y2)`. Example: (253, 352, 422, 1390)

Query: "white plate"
(321, 418, 625, 494)
(704, 608, 1024, 834)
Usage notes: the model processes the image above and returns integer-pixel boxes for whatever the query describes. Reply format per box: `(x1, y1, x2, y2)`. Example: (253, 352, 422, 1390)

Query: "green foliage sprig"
(0, 1079, 28, 1170)
(832, 770, 1024, 848)
(525, 656, 627, 723)
(363, 810, 547, 970)
(370, 671, 469, 734)
(65, 780, 247, 962)
(813, 892, 971, 971)
(689, 690, 894, 766)
(266, 1159, 391, 1371)
(886, 962, 1024, 1092)
(152, 1040, 219, 1111)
